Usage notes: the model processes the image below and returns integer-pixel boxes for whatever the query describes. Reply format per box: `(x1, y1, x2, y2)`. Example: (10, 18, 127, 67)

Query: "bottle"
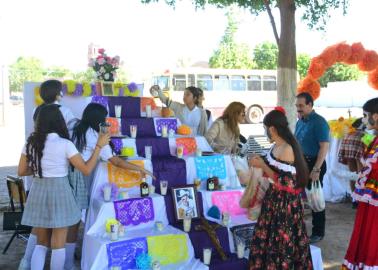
(207, 177, 215, 191)
(140, 178, 149, 197)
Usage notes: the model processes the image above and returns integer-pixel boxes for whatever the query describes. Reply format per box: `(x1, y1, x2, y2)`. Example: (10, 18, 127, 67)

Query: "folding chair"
(2, 175, 31, 254)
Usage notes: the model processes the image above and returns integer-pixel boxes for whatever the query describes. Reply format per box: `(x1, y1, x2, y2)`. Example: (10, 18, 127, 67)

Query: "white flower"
(100, 67, 105, 74)
(104, 73, 110, 80)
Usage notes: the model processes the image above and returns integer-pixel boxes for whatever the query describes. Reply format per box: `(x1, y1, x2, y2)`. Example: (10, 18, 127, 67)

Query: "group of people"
(16, 79, 378, 270)
(18, 80, 153, 270)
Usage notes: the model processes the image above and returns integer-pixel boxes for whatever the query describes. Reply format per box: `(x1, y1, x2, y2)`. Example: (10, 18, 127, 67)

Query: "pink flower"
(88, 59, 95, 67)
(98, 48, 105, 54)
(97, 57, 105, 65)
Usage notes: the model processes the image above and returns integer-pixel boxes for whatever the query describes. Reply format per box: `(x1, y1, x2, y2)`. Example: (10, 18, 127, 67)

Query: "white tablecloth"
(82, 225, 208, 270)
(323, 136, 353, 202)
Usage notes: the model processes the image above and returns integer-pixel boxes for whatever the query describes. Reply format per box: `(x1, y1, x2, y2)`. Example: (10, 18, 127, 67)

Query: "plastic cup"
(160, 180, 168, 195)
(99, 122, 111, 134)
(130, 125, 137, 138)
(183, 216, 192, 232)
(103, 186, 111, 202)
(115, 105, 122, 118)
(203, 248, 212, 265)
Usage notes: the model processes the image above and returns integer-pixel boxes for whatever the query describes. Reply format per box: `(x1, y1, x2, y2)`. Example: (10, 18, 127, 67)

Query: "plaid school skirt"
(68, 169, 89, 210)
(21, 176, 81, 228)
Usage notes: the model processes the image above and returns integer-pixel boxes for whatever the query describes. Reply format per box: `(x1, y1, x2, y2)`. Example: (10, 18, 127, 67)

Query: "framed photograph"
(171, 185, 200, 221)
(101, 81, 115, 96)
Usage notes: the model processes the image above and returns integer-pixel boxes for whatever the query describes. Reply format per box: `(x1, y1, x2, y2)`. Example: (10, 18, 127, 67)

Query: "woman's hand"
(97, 132, 110, 148)
(249, 155, 265, 169)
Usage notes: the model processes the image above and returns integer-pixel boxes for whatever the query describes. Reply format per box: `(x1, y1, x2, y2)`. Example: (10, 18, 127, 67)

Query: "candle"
(203, 248, 212, 265)
(103, 186, 112, 202)
(161, 125, 168, 137)
(222, 212, 230, 226)
(160, 180, 168, 195)
(130, 125, 137, 138)
(146, 105, 152, 118)
(177, 146, 184, 158)
(183, 215, 192, 232)
(110, 224, 119, 241)
(115, 105, 122, 118)
(236, 242, 246, 259)
(145, 146, 152, 160)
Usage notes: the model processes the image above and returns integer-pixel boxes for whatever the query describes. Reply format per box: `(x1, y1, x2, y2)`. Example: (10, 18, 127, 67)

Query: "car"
(9, 95, 23, 105)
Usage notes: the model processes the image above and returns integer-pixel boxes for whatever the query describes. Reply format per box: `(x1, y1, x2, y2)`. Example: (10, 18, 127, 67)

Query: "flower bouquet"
(89, 48, 120, 82)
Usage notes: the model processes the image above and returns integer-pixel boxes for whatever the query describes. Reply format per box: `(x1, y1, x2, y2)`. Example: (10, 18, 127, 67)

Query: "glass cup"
(99, 122, 111, 134)
(145, 146, 152, 160)
(160, 180, 168, 195)
(203, 248, 212, 265)
(146, 105, 152, 118)
(115, 105, 122, 118)
(183, 215, 192, 232)
(130, 125, 137, 138)
(177, 146, 184, 158)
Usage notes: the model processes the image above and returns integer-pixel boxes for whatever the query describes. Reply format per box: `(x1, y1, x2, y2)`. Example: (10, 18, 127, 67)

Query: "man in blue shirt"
(295, 92, 330, 244)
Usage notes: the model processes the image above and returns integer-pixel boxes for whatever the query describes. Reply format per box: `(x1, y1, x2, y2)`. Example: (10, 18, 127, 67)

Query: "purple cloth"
(155, 118, 178, 134)
(91, 95, 109, 108)
(209, 254, 248, 270)
(108, 97, 141, 118)
(136, 137, 170, 157)
(110, 138, 123, 155)
(106, 237, 148, 269)
(121, 118, 156, 138)
(151, 156, 187, 193)
(113, 197, 154, 226)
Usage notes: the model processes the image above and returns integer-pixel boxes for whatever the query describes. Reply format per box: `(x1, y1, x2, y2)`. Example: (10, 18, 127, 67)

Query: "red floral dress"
(249, 151, 313, 270)
(342, 136, 378, 269)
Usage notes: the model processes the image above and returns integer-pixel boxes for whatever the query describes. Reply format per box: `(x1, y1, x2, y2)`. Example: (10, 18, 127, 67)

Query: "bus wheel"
(246, 105, 263, 124)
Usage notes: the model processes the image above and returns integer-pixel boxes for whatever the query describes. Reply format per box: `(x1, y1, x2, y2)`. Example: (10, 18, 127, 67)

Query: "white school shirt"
(80, 128, 113, 162)
(22, 133, 78, 177)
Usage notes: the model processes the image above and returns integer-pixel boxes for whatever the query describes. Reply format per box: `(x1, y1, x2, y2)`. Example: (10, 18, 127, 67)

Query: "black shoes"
(309, 235, 324, 244)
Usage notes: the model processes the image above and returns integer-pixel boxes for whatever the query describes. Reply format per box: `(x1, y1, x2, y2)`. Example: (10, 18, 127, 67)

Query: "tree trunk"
(277, 0, 297, 130)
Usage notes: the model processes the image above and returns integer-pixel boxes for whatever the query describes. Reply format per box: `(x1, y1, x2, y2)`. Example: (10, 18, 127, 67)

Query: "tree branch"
(264, 0, 280, 45)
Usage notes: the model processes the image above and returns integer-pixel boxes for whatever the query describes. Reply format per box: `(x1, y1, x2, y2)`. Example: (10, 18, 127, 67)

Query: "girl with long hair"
(18, 105, 110, 270)
(64, 103, 154, 269)
(248, 107, 312, 269)
(205, 101, 245, 154)
(151, 85, 208, 135)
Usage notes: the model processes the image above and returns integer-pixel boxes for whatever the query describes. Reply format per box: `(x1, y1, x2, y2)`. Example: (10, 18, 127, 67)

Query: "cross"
(195, 217, 228, 261)
(348, 108, 352, 118)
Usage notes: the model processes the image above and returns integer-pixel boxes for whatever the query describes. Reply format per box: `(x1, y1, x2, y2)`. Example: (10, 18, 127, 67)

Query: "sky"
(0, 0, 377, 79)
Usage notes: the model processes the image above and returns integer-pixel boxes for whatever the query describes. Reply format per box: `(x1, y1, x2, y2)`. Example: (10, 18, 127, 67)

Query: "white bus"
(150, 67, 277, 123)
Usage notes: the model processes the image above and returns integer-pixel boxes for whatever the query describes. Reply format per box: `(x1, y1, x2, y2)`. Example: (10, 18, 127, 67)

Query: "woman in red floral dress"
(249, 108, 313, 269)
(342, 98, 378, 269)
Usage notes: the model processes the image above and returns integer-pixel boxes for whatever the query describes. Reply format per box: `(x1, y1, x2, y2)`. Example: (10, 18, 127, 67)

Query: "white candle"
(146, 105, 152, 118)
(145, 146, 152, 160)
(115, 105, 122, 118)
(183, 216, 192, 232)
(103, 186, 111, 202)
(110, 224, 119, 241)
(177, 146, 184, 158)
(222, 212, 230, 226)
(160, 180, 168, 195)
(161, 125, 168, 137)
(237, 242, 246, 259)
(203, 248, 212, 265)
(130, 125, 137, 138)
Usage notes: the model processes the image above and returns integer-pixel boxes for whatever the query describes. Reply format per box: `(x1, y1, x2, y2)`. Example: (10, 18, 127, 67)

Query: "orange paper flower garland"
(298, 42, 378, 100)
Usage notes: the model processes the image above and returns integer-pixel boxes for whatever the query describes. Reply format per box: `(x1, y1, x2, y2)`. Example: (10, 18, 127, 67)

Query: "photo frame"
(101, 81, 115, 96)
(171, 185, 200, 222)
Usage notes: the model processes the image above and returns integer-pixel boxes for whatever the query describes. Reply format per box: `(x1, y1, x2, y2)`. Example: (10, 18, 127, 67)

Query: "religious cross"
(195, 217, 228, 261)
(348, 108, 352, 118)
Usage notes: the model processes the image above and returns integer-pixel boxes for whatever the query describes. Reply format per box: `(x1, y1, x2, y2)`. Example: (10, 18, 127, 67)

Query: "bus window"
(214, 75, 230, 91)
(188, 74, 195, 87)
(197, 74, 213, 91)
(263, 75, 277, 91)
(230, 75, 246, 91)
(247, 75, 261, 91)
(154, 76, 170, 90)
(173, 74, 186, 91)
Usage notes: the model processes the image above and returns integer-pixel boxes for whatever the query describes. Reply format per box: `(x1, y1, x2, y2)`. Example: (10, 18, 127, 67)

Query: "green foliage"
(318, 63, 362, 87)
(253, 41, 278, 69)
(9, 57, 45, 92)
(209, 7, 254, 69)
(72, 68, 96, 82)
(297, 53, 311, 79)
